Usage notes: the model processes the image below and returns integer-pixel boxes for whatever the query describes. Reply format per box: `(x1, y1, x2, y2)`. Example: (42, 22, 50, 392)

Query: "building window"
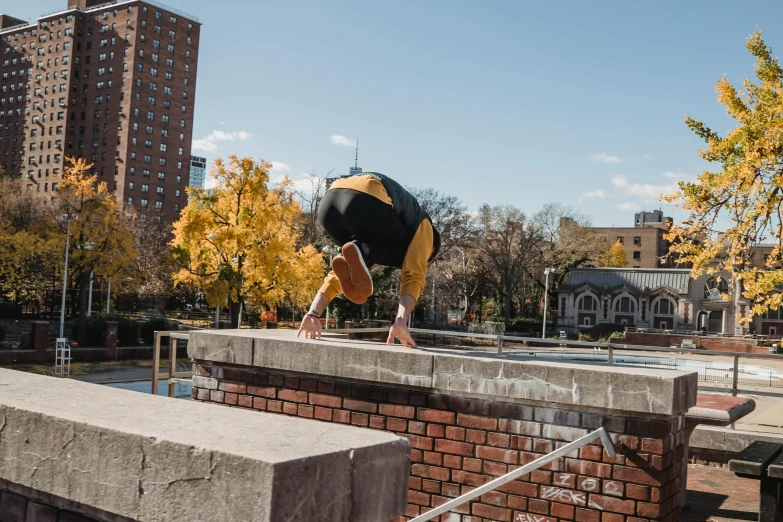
(704, 277, 729, 299)
(155, 201, 163, 209)
(654, 298, 675, 316)
(762, 307, 782, 320)
(577, 296, 597, 312)
(141, 199, 148, 207)
(633, 251, 641, 261)
(614, 296, 636, 314)
(156, 187, 164, 195)
(127, 197, 133, 204)
(129, 182, 134, 190)
(633, 236, 641, 246)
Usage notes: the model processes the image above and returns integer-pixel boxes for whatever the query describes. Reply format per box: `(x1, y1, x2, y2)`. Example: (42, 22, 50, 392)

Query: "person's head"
(428, 226, 441, 264)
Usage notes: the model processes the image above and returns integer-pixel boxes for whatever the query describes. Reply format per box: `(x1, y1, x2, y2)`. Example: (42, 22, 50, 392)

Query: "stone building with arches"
(556, 267, 781, 336)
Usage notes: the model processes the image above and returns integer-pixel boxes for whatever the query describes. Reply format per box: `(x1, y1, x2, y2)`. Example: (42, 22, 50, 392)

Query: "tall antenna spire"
(354, 137, 359, 169)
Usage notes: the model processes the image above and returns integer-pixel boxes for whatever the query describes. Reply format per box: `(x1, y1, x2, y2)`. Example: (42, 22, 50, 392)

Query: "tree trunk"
(229, 299, 241, 329)
(504, 277, 512, 327)
(77, 270, 91, 346)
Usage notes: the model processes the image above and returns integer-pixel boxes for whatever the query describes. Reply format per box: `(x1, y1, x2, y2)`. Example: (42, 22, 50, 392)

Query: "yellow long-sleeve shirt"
(318, 175, 434, 302)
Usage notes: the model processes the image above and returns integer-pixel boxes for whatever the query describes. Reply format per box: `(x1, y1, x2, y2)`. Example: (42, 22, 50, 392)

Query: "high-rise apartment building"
(0, 0, 200, 223)
(189, 154, 205, 190)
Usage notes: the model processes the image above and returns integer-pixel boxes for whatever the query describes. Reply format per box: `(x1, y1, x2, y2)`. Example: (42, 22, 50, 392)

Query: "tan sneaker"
(332, 242, 373, 304)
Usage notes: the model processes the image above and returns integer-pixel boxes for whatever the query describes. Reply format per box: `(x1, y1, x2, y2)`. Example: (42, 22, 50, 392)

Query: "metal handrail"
(410, 428, 616, 522)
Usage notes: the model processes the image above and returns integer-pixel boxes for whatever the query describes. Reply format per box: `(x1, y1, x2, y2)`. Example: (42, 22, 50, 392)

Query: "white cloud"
(192, 129, 252, 153)
(330, 135, 356, 147)
(192, 139, 218, 153)
(616, 202, 639, 211)
(662, 171, 689, 180)
(592, 152, 622, 164)
(611, 174, 678, 201)
(270, 161, 290, 174)
(582, 189, 606, 199)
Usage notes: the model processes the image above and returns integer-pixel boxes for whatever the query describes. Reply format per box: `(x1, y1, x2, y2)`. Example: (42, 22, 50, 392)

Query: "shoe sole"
(341, 242, 373, 297)
(332, 256, 368, 305)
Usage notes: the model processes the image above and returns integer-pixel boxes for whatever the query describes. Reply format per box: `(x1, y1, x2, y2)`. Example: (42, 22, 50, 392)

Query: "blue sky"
(10, 1, 783, 226)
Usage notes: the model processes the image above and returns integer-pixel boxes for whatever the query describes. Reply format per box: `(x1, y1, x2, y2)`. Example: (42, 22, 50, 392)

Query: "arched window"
(578, 295, 597, 311)
(704, 277, 729, 299)
(614, 296, 635, 314)
(654, 298, 675, 315)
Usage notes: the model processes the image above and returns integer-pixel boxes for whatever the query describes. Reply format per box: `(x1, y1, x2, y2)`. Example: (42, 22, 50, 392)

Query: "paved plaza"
(684, 464, 759, 521)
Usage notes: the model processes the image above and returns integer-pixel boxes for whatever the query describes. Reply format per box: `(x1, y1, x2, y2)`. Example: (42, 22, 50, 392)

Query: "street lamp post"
(56, 214, 76, 338)
(542, 267, 554, 339)
(208, 233, 222, 329)
(322, 245, 340, 329)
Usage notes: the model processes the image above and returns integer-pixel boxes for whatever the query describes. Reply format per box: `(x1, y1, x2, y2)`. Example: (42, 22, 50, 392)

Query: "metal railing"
(151, 331, 191, 397)
(322, 327, 783, 395)
(410, 427, 616, 522)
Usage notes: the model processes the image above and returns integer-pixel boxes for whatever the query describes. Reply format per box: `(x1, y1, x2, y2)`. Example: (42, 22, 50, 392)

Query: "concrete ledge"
(691, 425, 783, 454)
(0, 369, 410, 522)
(187, 329, 698, 416)
(685, 395, 756, 426)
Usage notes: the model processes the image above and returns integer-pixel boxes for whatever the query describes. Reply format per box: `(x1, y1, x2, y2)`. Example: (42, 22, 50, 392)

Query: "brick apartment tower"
(0, 0, 200, 224)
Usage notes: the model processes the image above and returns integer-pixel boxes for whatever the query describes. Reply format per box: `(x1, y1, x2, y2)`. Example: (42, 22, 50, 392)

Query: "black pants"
(318, 188, 410, 268)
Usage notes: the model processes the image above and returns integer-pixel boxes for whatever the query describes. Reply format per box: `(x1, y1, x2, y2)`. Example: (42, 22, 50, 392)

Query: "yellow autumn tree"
(664, 30, 783, 320)
(170, 155, 324, 327)
(596, 240, 628, 268)
(56, 157, 138, 343)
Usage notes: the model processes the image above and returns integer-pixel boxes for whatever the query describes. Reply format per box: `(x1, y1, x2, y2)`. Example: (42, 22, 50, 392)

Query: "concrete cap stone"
(187, 329, 698, 416)
(0, 368, 410, 522)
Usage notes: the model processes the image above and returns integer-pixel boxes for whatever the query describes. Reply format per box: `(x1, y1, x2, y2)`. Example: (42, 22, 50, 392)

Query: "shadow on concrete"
(682, 490, 757, 522)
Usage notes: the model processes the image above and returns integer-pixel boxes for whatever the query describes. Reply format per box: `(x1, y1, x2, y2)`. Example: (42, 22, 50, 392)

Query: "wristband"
(306, 312, 321, 319)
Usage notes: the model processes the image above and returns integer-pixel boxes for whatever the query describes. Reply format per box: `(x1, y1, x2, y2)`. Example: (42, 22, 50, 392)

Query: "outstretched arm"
(298, 270, 342, 339)
(387, 294, 417, 347)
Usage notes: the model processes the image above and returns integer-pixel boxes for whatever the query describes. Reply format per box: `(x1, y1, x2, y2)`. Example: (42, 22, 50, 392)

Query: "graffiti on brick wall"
(541, 485, 604, 510)
(516, 514, 554, 522)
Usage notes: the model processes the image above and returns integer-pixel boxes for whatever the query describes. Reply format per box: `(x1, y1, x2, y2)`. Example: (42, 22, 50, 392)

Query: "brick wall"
(193, 362, 686, 522)
(619, 332, 766, 354)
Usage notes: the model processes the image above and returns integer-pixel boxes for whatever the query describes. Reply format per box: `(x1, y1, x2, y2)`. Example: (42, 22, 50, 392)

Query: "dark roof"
(563, 268, 691, 294)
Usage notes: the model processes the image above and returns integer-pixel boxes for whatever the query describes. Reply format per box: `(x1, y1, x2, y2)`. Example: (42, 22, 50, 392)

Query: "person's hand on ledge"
(297, 314, 322, 340)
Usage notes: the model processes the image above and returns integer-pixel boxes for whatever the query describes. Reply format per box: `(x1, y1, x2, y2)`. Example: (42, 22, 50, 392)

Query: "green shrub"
(577, 333, 594, 342)
(139, 317, 169, 345)
(85, 314, 141, 347)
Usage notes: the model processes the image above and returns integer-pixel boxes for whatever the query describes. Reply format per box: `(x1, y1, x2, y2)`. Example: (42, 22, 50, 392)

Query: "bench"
(728, 441, 783, 521)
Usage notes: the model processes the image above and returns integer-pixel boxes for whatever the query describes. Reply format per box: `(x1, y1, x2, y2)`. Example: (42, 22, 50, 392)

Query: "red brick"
(418, 408, 455, 424)
(528, 498, 550, 514)
(531, 469, 551, 485)
(388, 389, 409, 404)
(308, 393, 342, 408)
(412, 464, 451, 481)
(224, 392, 238, 405)
(576, 507, 601, 521)
(435, 439, 474, 456)
(513, 513, 554, 522)
(267, 399, 282, 413)
(487, 432, 511, 447)
(458, 413, 498, 430)
(500, 480, 538, 497)
(218, 382, 247, 394)
(253, 372, 268, 385)
(551, 502, 576, 519)
(423, 451, 442, 466)
(483, 461, 508, 476)
(452, 470, 490, 487)
(335, 382, 352, 396)
(480, 491, 507, 507)
(317, 381, 335, 394)
(369, 415, 386, 430)
(427, 424, 446, 438)
(580, 444, 604, 461)
(248, 385, 276, 398)
(612, 465, 664, 486)
(299, 378, 318, 392)
(406, 434, 435, 451)
(404, 504, 420, 517)
(443, 454, 461, 469)
(210, 390, 225, 403)
(508, 494, 528, 510)
(446, 426, 466, 441)
(283, 376, 299, 389)
(379, 404, 415, 418)
(386, 417, 407, 432)
(602, 513, 625, 522)
(442, 482, 461, 497)
(282, 402, 298, 415)
(408, 421, 427, 435)
(588, 495, 635, 515)
(333, 409, 350, 423)
(411, 449, 423, 463)
(237, 394, 253, 408)
(553, 473, 576, 489)
(637, 502, 664, 518)
(566, 459, 613, 478)
(641, 438, 664, 455)
(602, 480, 624, 497)
(472, 503, 511, 521)
(512, 436, 532, 452)
(351, 412, 369, 426)
(267, 374, 284, 387)
(298, 404, 314, 418)
(422, 478, 441, 494)
(626, 483, 650, 501)
(535, 439, 555, 453)
(314, 406, 333, 421)
(278, 389, 308, 403)
(577, 476, 603, 492)
(466, 429, 487, 444)
(408, 490, 430, 506)
(476, 445, 518, 464)
(344, 398, 377, 413)
(463, 458, 482, 473)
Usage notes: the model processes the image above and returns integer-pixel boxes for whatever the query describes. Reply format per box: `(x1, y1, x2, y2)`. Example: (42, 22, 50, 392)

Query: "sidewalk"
(684, 464, 758, 521)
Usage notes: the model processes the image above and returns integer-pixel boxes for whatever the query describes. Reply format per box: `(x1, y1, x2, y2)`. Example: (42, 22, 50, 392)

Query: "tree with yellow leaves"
(596, 240, 628, 268)
(56, 157, 138, 343)
(664, 30, 783, 320)
(170, 155, 324, 327)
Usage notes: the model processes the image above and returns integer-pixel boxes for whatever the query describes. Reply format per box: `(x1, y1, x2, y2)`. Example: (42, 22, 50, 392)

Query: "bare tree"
(406, 187, 474, 258)
(297, 169, 332, 247)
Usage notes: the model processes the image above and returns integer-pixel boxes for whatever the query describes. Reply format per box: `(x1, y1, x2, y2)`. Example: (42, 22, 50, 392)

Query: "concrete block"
(187, 329, 255, 366)
(251, 330, 434, 388)
(0, 368, 410, 522)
